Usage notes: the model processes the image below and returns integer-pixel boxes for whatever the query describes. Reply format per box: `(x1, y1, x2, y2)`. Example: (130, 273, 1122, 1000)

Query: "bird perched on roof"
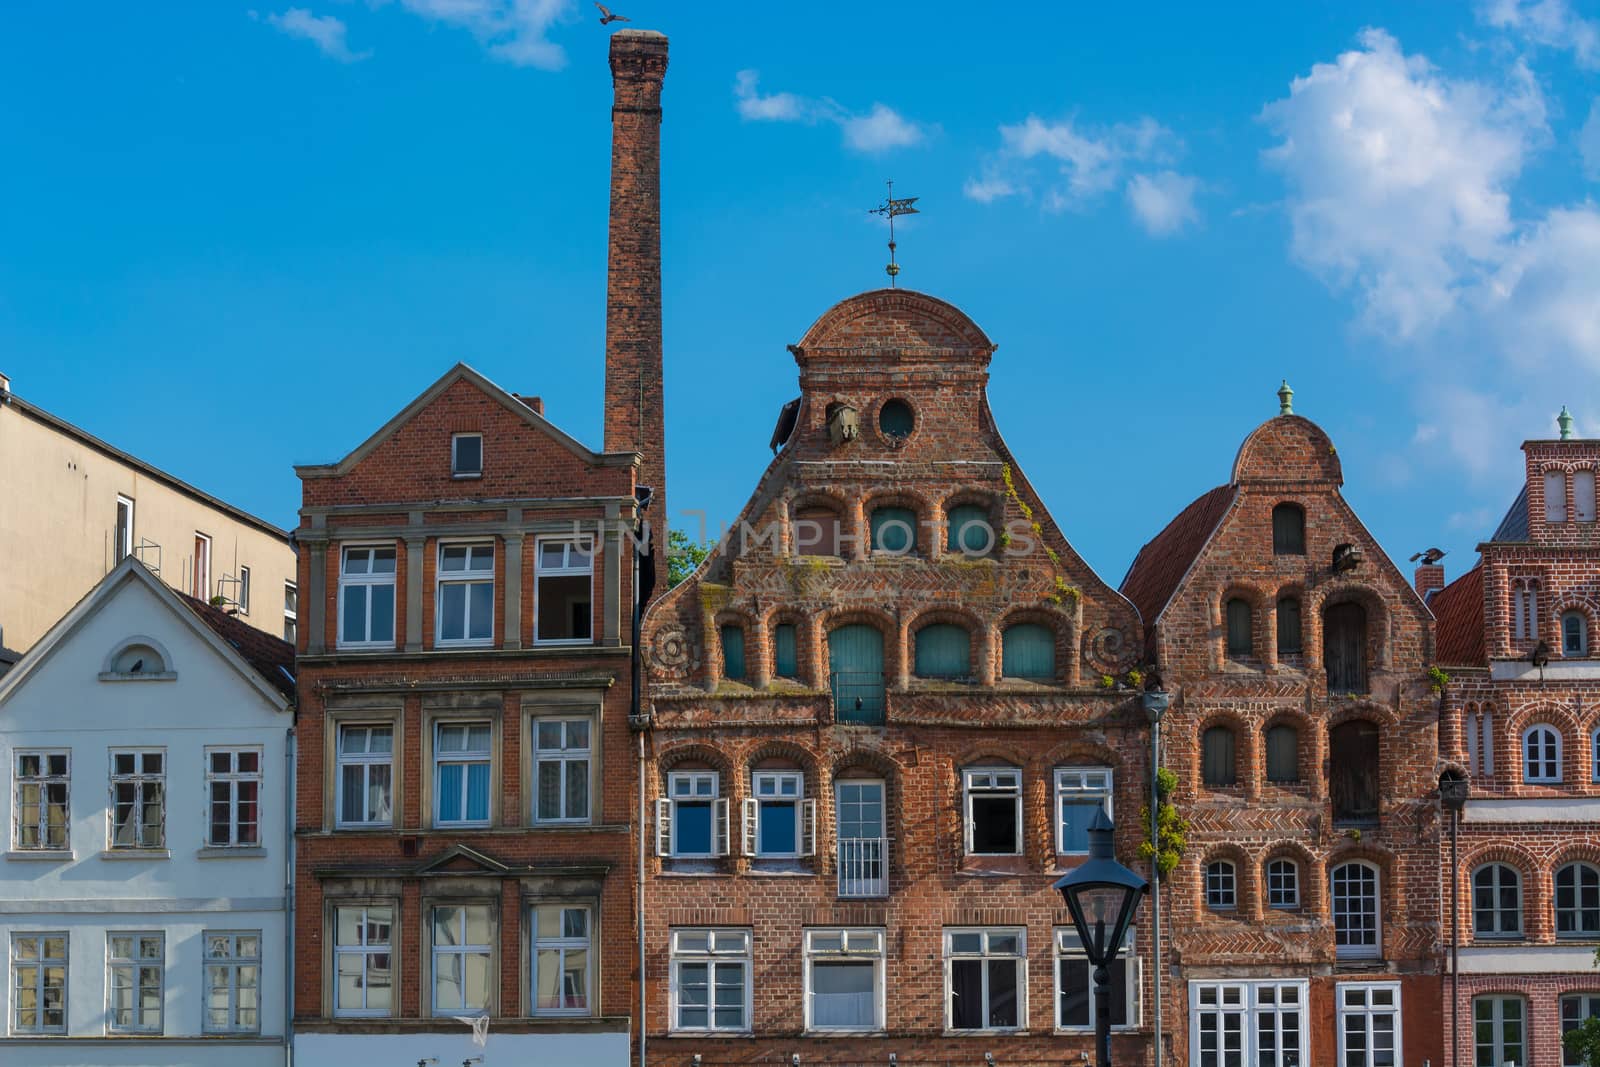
(1409, 547, 1446, 565)
(595, 3, 629, 23)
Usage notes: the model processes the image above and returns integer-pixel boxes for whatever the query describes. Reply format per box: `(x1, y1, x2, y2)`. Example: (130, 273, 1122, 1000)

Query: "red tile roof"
(1430, 565, 1485, 668)
(1120, 484, 1236, 627)
(178, 593, 296, 700)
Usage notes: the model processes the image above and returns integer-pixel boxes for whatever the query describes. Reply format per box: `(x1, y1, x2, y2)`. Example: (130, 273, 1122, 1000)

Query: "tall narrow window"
(773, 623, 798, 678)
(792, 506, 842, 557)
(963, 767, 1022, 855)
(946, 504, 994, 556)
(1473, 995, 1525, 1067)
(1201, 726, 1237, 787)
(1055, 767, 1113, 854)
(339, 546, 396, 648)
(206, 747, 261, 847)
(10, 933, 67, 1033)
(1564, 995, 1600, 1067)
(533, 719, 590, 824)
(1330, 720, 1380, 822)
(336, 724, 393, 827)
(1205, 861, 1237, 910)
(194, 533, 212, 599)
(1276, 597, 1303, 655)
(1578, 470, 1598, 522)
(720, 625, 746, 681)
(1556, 863, 1600, 937)
(531, 905, 590, 1016)
(1324, 602, 1369, 693)
(115, 495, 134, 562)
(1272, 503, 1305, 555)
(13, 751, 68, 851)
(1471, 864, 1522, 938)
(670, 929, 749, 1032)
(431, 905, 492, 1016)
(1565, 612, 1589, 655)
(203, 932, 261, 1033)
(744, 770, 813, 858)
(1331, 862, 1381, 959)
(804, 929, 884, 1031)
(1266, 859, 1299, 909)
(914, 623, 971, 679)
(535, 538, 593, 644)
(1226, 598, 1253, 657)
(334, 905, 393, 1017)
(1002, 623, 1056, 680)
(452, 433, 483, 477)
(869, 506, 917, 555)
(437, 543, 494, 646)
(659, 771, 725, 858)
(434, 722, 492, 827)
(1523, 724, 1562, 783)
(836, 779, 886, 898)
(107, 933, 163, 1033)
(238, 565, 251, 614)
(1338, 984, 1401, 1067)
(1513, 580, 1540, 641)
(1548, 470, 1570, 522)
(1056, 927, 1135, 1031)
(1265, 724, 1299, 783)
(109, 750, 165, 849)
(945, 928, 1024, 1030)
(828, 624, 885, 724)
(283, 581, 298, 644)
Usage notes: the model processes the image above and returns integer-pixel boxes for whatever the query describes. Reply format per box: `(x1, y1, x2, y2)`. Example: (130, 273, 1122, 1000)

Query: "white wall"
(294, 1030, 630, 1067)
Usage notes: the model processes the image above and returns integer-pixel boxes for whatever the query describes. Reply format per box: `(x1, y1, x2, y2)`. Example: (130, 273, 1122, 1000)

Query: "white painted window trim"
(335, 724, 394, 829)
(105, 930, 164, 1034)
(12, 750, 70, 852)
(529, 904, 592, 1017)
(962, 766, 1023, 856)
(1470, 863, 1522, 939)
(942, 927, 1027, 1032)
(1331, 861, 1382, 960)
(1188, 980, 1310, 1067)
(1054, 765, 1113, 855)
(336, 545, 398, 650)
(1473, 993, 1526, 1066)
(1523, 723, 1563, 783)
(107, 748, 166, 850)
(1335, 981, 1403, 1067)
(115, 495, 135, 561)
(1565, 611, 1590, 655)
(664, 771, 724, 858)
(432, 721, 493, 829)
(1266, 858, 1300, 910)
(668, 929, 751, 1033)
(429, 904, 493, 1017)
(9, 930, 68, 1034)
(435, 541, 495, 648)
(283, 581, 298, 642)
(533, 535, 595, 646)
(834, 778, 887, 898)
(1054, 926, 1139, 1032)
(202, 930, 263, 1033)
(451, 432, 484, 478)
(332, 904, 394, 1018)
(1205, 860, 1237, 911)
(1556, 862, 1600, 938)
(746, 770, 809, 858)
(802, 927, 885, 1033)
(194, 532, 212, 599)
(204, 746, 263, 847)
(531, 717, 593, 825)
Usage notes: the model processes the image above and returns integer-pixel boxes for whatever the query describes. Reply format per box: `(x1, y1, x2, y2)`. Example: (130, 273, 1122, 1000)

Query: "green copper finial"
(1278, 379, 1294, 416)
(1559, 406, 1575, 441)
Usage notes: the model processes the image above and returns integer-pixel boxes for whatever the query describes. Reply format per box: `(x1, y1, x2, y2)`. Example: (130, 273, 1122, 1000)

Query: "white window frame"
(1054, 766, 1113, 855)
(106, 931, 164, 1034)
(530, 903, 591, 1017)
(1566, 611, 1590, 655)
(432, 721, 492, 828)
(202, 931, 262, 1034)
(283, 581, 298, 644)
(205, 747, 262, 847)
(1055, 926, 1139, 1032)
(803, 928, 885, 1033)
(669, 928, 751, 1033)
(115, 495, 134, 562)
(1332, 862, 1382, 960)
(430, 904, 493, 1017)
(1336, 982, 1403, 1067)
(962, 767, 1023, 856)
(452, 432, 484, 478)
(337, 545, 398, 649)
(10, 931, 68, 1034)
(435, 542, 495, 647)
(1473, 993, 1525, 1067)
(1471, 863, 1522, 938)
(1592, 727, 1600, 783)
(1188, 980, 1309, 1067)
(238, 565, 251, 614)
(743, 770, 815, 859)
(1565, 993, 1600, 1067)
(533, 536, 595, 646)
(1205, 860, 1237, 910)
(1556, 862, 1600, 937)
(1523, 723, 1563, 783)
(1266, 858, 1300, 910)
(333, 903, 394, 1018)
(194, 532, 212, 599)
(335, 724, 394, 829)
(659, 771, 727, 858)
(943, 927, 1026, 1032)
(13, 750, 69, 852)
(108, 748, 165, 850)
(532, 718, 592, 825)
(835, 778, 887, 898)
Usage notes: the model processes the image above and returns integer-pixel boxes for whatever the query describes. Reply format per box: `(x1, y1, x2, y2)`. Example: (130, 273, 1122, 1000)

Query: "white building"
(0, 557, 294, 1066)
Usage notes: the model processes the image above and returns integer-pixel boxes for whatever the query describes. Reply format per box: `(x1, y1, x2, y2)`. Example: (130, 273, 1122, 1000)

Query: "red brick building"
(1120, 388, 1442, 1066)
(637, 287, 1158, 1065)
(1431, 410, 1600, 1067)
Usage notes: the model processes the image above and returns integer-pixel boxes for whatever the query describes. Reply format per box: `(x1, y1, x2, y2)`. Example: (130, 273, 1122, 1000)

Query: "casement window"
(914, 624, 971, 679)
(805, 929, 884, 1032)
(1566, 611, 1590, 655)
(533, 719, 590, 824)
(452, 432, 483, 477)
(945, 928, 1024, 1031)
(946, 504, 993, 555)
(13, 751, 68, 851)
(336, 725, 393, 828)
(1276, 597, 1303, 654)
(10, 933, 67, 1034)
(530, 905, 590, 1016)
(1001, 622, 1056, 679)
(109, 749, 165, 849)
(1548, 470, 1570, 522)
(1266, 859, 1300, 910)
(1056, 927, 1137, 1031)
(773, 623, 799, 678)
(1189, 981, 1308, 1067)
(1265, 724, 1299, 783)
(434, 722, 492, 827)
(194, 532, 212, 599)
(1472, 864, 1522, 938)
(1337, 983, 1402, 1067)
(1513, 579, 1540, 641)
(1055, 766, 1113, 854)
(107, 932, 163, 1033)
(1593, 726, 1600, 782)
(1272, 503, 1306, 555)
(238, 566, 251, 614)
(658, 771, 727, 858)
(436, 543, 495, 646)
(1331, 862, 1381, 959)
(743, 771, 815, 858)
(720, 625, 746, 681)
(1565, 994, 1600, 1067)
(1556, 862, 1600, 937)
(1523, 723, 1562, 783)
(339, 546, 397, 648)
(1473, 994, 1525, 1067)
(283, 582, 298, 644)
(334, 905, 393, 1017)
(1205, 860, 1237, 911)
(534, 538, 593, 645)
(836, 779, 887, 898)
(670, 929, 750, 1032)
(114, 495, 135, 562)
(869, 506, 917, 555)
(206, 747, 261, 847)
(1225, 598, 1253, 657)
(203, 932, 261, 1033)
(963, 767, 1022, 856)
(431, 905, 492, 1016)
(1202, 726, 1237, 787)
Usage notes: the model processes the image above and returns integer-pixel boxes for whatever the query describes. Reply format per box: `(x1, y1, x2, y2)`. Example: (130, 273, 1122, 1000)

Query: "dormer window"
(452, 433, 483, 478)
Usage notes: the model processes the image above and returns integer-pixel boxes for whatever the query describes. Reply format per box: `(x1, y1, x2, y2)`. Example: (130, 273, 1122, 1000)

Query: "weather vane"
(869, 180, 919, 287)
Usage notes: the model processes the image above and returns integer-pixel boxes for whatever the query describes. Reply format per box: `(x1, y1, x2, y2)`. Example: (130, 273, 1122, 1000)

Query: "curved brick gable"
(1231, 413, 1345, 486)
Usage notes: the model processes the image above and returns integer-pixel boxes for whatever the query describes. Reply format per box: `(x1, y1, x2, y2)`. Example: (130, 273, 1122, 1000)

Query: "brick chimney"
(604, 30, 668, 575)
(1414, 562, 1445, 601)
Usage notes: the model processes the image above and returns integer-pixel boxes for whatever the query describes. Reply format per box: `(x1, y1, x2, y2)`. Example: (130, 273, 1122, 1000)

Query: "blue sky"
(4, 1, 1599, 590)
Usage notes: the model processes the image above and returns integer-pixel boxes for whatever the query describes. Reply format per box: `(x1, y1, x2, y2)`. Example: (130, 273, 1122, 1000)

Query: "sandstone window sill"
(100, 849, 171, 861)
(5, 850, 72, 862)
(197, 847, 267, 860)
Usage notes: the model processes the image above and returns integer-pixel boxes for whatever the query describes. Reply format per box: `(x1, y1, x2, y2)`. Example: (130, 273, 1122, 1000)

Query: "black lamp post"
(1054, 804, 1148, 1067)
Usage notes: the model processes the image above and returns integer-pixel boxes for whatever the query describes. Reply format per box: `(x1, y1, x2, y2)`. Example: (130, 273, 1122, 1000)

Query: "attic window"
(100, 639, 175, 681)
(452, 433, 483, 478)
(879, 399, 915, 441)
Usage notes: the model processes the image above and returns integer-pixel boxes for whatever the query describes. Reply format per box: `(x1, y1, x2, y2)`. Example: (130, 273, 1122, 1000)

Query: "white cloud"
(1480, 204, 1600, 369)
(1126, 171, 1200, 236)
(378, 0, 573, 70)
(1479, 0, 1600, 68)
(1580, 99, 1600, 179)
(263, 8, 369, 62)
(732, 70, 924, 155)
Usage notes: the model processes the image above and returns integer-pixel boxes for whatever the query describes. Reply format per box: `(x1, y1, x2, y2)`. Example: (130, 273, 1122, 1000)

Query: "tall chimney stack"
(605, 30, 668, 583)
(1414, 562, 1445, 601)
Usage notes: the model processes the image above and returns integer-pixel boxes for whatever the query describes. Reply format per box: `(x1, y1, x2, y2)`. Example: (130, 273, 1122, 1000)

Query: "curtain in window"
(1266, 725, 1299, 782)
(774, 624, 798, 677)
(1202, 727, 1236, 786)
(1226, 599, 1253, 656)
(1002, 624, 1055, 679)
(915, 624, 971, 678)
(870, 507, 917, 554)
(720, 625, 745, 680)
(467, 764, 490, 822)
(811, 962, 874, 1027)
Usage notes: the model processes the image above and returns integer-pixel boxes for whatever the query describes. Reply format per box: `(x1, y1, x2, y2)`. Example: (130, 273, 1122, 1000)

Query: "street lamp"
(1141, 685, 1170, 1066)
(1054, 804, 1148, 1067)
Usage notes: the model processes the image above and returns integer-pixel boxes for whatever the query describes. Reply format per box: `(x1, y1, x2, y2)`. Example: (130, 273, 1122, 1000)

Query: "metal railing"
(838, 836, 888, 897)
(830, 672, 886, 725)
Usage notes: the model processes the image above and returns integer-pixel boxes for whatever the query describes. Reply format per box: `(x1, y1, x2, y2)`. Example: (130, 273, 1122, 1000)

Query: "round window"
(879, 399, 915, 440)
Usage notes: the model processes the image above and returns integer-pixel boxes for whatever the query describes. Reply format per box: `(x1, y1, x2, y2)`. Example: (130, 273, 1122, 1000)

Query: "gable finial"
(1277, 379, 1294, 416)
(1559, 405, 1575, 441)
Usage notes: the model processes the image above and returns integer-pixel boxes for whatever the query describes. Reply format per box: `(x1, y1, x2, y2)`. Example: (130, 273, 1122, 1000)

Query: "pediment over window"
(414, 843, 512, 876)
(98, 636, 176, 681)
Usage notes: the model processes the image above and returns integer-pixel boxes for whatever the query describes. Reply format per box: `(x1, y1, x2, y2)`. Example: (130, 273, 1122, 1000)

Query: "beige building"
(0, 371, 296, 652)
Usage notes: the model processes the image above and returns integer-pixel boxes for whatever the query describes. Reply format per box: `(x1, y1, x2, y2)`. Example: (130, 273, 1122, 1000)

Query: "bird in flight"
(596, 3, 630, 23)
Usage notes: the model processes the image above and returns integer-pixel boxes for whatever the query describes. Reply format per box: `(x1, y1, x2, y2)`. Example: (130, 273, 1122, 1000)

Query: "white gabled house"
(0, 556, 294, 1067)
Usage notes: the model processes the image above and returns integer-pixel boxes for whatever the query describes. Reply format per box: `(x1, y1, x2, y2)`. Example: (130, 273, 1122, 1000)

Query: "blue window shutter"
(1001, 624, 1055, 679)
(720, 625, 746, 680)
(774, 624, 798, 677)
(914, 624, 971, 678)
(828, 625, 885, 721)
